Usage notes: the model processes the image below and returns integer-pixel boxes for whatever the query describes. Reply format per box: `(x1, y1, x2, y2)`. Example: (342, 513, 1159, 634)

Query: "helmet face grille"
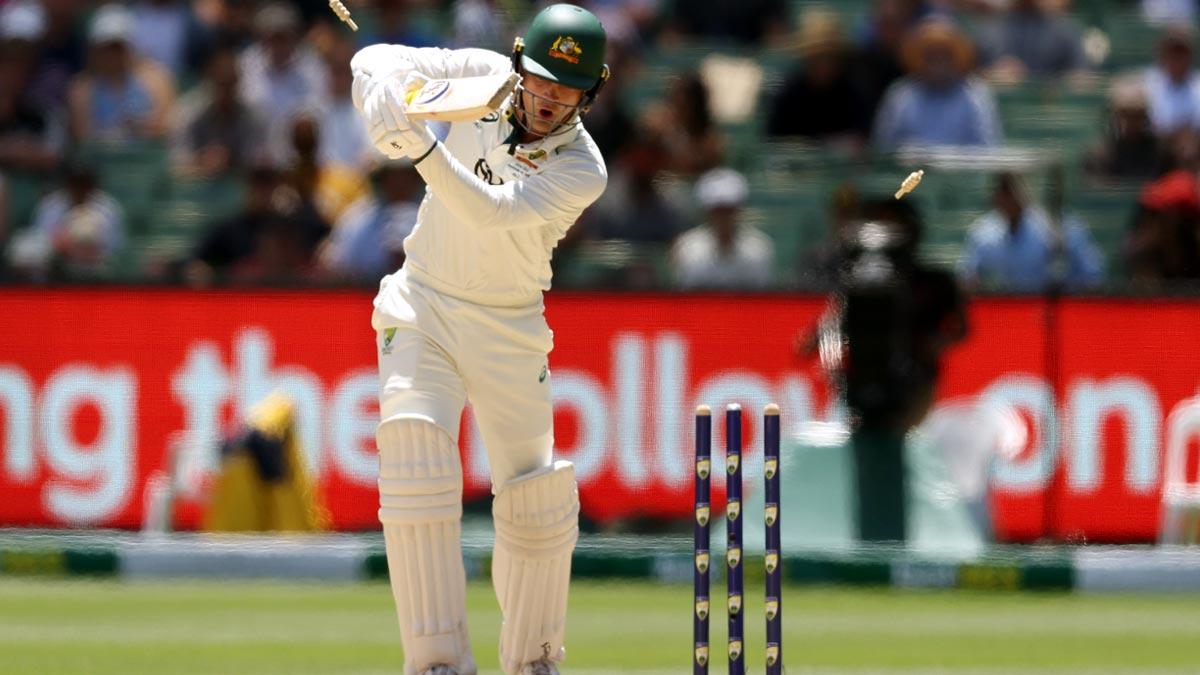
(507, 79, 588, 140)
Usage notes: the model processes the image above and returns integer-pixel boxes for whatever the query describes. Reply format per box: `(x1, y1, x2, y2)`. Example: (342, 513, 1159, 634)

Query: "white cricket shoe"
(518, 660, 559, 675)
(419, 667, 458, 675)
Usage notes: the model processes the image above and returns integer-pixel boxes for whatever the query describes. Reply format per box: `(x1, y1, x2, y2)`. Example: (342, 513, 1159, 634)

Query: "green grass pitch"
(2, 578, 1198, 674)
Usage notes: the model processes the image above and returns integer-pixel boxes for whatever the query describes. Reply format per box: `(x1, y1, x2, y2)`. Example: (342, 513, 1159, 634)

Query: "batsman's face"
(520, 74, 585, 136)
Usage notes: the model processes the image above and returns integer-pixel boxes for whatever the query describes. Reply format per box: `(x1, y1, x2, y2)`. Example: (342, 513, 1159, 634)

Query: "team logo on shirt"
(382, 328, 397, 355)
(474, 159, 504, 185)
(549, 36, 582, 64)
(539, 365, 549, 382)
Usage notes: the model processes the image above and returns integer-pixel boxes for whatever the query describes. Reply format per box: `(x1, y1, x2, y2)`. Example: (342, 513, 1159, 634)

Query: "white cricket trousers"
(371, 268, 556, 494)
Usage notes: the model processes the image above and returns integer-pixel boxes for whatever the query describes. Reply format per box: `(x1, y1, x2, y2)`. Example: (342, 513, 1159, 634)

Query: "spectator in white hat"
(67, 3, 175, 141)
(670, 168, 775, 289)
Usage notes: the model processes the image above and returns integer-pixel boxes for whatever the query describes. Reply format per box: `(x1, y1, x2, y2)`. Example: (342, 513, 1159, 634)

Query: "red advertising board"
(0, 288, 1198, 542)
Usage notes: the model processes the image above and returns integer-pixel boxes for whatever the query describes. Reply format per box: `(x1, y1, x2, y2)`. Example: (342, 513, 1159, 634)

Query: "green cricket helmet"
(505, 4, 609, 140)
(512, 3, 609, 100)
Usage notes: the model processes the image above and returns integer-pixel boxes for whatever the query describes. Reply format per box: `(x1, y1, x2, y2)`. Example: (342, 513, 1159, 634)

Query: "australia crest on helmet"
(549, 35, 582, 64)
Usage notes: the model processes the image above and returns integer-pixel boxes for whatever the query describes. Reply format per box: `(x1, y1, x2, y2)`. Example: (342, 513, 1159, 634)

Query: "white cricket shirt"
(351, 44, 608, 307)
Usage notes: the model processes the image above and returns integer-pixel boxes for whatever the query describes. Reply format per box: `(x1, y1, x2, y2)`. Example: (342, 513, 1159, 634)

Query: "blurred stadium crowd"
(1, 0, 1200, 290)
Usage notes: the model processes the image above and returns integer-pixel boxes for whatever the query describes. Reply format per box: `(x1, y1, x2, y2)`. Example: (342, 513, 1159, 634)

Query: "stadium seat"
(79, 140, 170, 236)
(553, 240, 670, 289)
(1103, 9, 1162, 71)
(152, 177, 243, 237)
(3, 171, 50, 231)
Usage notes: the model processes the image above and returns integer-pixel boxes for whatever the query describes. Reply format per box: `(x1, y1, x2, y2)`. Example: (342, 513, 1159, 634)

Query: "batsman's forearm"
(415, 143, 527, 229)
(351, 44, 511, 113)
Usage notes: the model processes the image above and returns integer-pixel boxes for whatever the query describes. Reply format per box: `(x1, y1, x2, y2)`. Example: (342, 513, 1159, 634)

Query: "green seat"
(1006, 106, 1104, 148)
(1103, 11, 1163, 71)
(123, 231, 194, 277)
(151, 199, 211, 237)
(1076, 188, 1139, 232)
(1075, 185, 1140, 273)
(4, 171, 50, 231)
(149, 177, 243, 237)
(748, 183, 831, 281)
(553, 240, 670, 289)
(789, 0, 875, 25)
(994, 80, 1110, 151)
(78, 140, 170, 235)
(920, 242, 965, 270)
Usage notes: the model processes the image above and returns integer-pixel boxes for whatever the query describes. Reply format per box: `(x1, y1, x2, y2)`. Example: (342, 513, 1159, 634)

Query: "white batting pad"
(491, 460, 579, 674)
(377, 420, 476, 675)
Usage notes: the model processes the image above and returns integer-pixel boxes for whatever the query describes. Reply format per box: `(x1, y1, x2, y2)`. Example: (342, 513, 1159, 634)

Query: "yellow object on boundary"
(203, 393, 330, 532)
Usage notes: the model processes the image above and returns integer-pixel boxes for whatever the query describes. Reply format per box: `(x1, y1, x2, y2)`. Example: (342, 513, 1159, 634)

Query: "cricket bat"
(404, 72, 521, 122)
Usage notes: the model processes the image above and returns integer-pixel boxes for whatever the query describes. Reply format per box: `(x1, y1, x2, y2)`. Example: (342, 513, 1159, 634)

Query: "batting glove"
(365, 79, 436, 162)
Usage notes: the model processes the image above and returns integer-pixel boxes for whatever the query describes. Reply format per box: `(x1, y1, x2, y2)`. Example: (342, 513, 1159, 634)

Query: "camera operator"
(809, 198, 967, 543)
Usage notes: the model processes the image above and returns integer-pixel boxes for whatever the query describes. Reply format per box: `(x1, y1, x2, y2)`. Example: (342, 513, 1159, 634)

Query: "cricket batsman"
(350, 4, 609, 674)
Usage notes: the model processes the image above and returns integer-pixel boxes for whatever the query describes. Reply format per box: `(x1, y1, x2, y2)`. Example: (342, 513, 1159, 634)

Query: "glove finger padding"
(359, 72, 437, 162)
(369, 123, 407, 160)
(380, 83, 408, 132)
